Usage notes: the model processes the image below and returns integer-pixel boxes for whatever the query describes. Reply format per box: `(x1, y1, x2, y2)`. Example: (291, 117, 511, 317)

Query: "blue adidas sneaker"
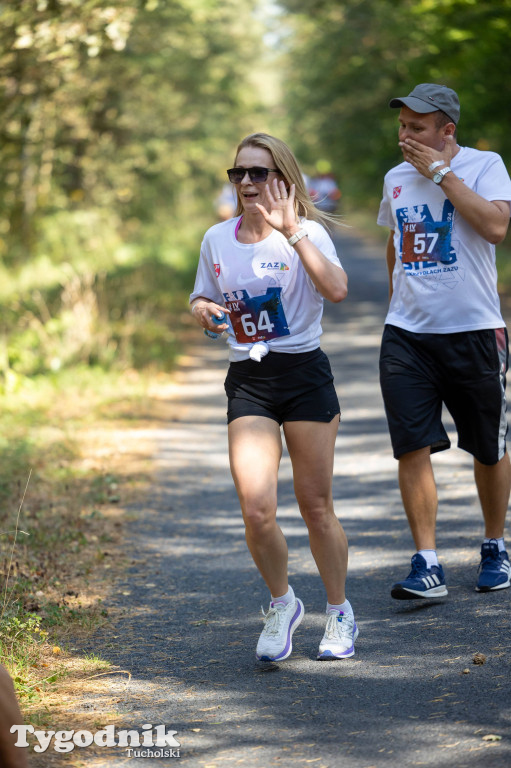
(476, 540, 511, 592)
(391, 553, 448, 600)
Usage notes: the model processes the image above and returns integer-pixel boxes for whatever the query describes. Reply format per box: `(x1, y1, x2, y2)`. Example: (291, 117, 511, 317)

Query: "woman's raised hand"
(255, 178, 297, 235)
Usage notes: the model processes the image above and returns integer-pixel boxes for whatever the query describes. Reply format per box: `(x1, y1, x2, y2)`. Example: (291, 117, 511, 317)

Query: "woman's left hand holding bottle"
(191, 300, 230, 336)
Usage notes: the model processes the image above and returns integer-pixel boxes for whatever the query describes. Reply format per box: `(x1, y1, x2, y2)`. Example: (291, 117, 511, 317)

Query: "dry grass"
(0, 366, 185, 764)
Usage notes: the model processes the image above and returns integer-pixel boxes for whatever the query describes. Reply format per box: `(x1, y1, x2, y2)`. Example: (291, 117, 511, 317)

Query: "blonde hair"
(232, 133, 341, 231)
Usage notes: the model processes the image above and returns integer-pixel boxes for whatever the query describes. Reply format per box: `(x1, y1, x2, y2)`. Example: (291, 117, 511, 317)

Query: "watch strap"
(434, 166, 452, 184)
(287, 228, 308, 246)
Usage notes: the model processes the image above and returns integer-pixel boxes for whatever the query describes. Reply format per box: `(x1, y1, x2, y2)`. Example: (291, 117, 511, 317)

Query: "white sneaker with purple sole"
(317, 610, 359, 660)
(256, 598, 304, 662)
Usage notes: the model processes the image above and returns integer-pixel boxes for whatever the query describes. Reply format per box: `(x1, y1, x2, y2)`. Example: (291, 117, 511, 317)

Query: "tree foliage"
(2, 0, 510, 379)
(279, 0, 511, 203)
(0, 0, 264, 261)
(0, 0, 267, 379)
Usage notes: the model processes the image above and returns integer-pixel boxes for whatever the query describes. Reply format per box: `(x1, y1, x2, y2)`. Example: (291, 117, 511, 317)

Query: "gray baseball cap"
(389, 83, 460, 124)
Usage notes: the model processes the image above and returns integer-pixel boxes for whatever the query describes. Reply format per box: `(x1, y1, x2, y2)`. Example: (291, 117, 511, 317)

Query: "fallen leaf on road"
(473, 652, 486, 665)
(482, 734, 501, 742)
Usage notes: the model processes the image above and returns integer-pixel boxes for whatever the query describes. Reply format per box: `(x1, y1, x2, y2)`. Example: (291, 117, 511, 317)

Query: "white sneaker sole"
(475, 577, 510, 592)
(317, 626, 359, 660)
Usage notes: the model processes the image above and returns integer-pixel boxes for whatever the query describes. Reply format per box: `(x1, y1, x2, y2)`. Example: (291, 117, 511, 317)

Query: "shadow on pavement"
(78, 230, 510, 768)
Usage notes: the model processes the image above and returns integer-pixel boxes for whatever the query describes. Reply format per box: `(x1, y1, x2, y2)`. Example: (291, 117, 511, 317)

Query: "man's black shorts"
(225, 348, 340, 425)
(379, 324, 509, 465)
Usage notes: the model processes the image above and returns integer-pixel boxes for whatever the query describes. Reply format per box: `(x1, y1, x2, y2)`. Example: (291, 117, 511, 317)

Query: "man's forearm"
(438, 174, 510, 244)
(386, 231, 396, 300)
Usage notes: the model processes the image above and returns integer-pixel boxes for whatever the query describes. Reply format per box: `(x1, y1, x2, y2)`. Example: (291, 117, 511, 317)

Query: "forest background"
(1, 0, 511, 714)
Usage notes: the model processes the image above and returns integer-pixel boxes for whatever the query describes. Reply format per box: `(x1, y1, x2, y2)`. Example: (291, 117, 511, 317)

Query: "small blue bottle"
(204, 311, 226, 339)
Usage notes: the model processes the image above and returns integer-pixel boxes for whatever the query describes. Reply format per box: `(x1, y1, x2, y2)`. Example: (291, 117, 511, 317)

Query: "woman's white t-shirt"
(190, 217, 343, 361)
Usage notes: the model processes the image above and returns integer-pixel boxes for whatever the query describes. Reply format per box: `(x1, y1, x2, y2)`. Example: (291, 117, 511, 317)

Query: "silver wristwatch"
(432, 166, 452, 184)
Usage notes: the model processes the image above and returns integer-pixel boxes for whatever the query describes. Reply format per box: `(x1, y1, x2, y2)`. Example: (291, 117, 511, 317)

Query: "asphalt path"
(78, 229, 510, 768)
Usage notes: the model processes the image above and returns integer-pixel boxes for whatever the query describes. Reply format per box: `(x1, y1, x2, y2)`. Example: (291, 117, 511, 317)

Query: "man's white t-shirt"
(190, 217, 343, 361)
(377, 146, 511, 333)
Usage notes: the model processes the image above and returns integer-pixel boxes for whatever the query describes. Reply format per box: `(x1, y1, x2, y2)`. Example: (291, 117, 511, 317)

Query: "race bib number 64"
(401, 220, 452, 263)
(226, 287, 290, 344)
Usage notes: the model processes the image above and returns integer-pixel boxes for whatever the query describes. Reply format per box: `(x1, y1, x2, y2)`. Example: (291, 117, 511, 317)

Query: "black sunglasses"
(227, 166, 281, 184)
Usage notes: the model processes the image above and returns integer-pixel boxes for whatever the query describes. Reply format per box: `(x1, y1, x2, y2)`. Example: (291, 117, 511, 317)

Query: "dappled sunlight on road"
(75, 231, 510, 768)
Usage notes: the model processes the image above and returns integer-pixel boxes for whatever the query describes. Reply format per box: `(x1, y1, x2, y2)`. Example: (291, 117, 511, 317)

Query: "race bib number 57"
(402, 220, 452, 263)
(226, 287, 290, 344)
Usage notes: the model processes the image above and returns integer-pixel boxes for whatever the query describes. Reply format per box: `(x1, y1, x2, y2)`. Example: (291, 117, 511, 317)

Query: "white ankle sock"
(271, 585, 295, 606)
(418, 549, 438, 568)
(326, 599, 352, 616)
(484, 537, 506, 552)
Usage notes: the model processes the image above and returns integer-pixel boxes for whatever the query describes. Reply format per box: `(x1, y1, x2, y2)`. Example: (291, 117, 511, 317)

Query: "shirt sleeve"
(189, 236, 224, 306)
(377, 178, 394, 228)
(475, 153, 511, 206)
(305, 220, 343, 268)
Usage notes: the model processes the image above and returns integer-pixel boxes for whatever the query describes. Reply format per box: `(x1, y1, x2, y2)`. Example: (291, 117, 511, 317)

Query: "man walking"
(377, 83, 511, 598)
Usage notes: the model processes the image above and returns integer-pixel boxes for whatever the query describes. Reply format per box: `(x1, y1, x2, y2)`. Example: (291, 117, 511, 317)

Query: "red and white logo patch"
(214, 263, 220, 277)
(393, 186, 402, 199)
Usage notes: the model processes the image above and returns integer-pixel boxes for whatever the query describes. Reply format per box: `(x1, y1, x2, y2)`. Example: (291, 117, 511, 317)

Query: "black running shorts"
(225, 348, 340, 425)
(379, 324, 509, 465)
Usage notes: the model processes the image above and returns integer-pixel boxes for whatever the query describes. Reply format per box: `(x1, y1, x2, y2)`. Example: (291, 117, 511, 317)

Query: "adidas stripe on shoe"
(476, 540, 511, 592)
(391, 553, 448, 600)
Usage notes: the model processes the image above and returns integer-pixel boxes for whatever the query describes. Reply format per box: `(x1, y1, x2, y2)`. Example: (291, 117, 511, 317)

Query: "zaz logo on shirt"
(259, 262, 289, 271)
(214, 264, 220, 277)
(393, 186, 402, 199)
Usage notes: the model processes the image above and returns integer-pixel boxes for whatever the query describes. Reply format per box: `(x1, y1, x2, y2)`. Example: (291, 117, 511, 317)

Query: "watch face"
(433, 167, 450, 184)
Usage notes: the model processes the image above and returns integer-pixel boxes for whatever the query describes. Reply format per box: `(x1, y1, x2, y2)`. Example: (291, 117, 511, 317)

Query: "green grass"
(0, 610, 51, 700)
(0, 198, 216, 724)
(0, 209, 206, 707)
(0, 367, 149, 705)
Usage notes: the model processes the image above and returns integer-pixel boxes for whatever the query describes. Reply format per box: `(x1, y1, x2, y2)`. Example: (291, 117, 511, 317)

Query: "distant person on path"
(378, 83, 511, 599)
(190, 133, 358, 661)
(214, 182, 237, 221)
(308, 160, 342, 214)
